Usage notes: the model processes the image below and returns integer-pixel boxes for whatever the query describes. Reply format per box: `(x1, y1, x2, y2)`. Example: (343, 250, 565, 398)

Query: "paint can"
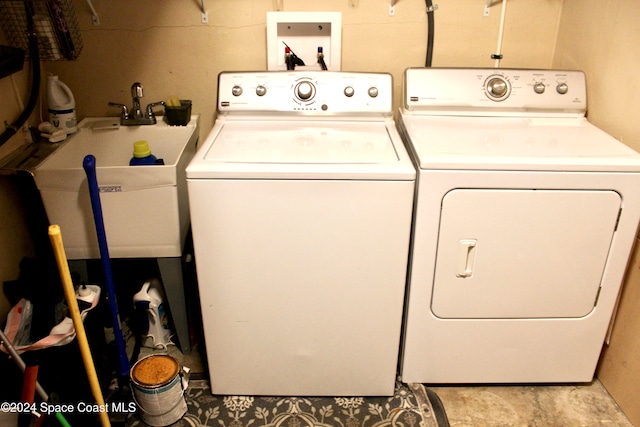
(130, 354, 188, 426)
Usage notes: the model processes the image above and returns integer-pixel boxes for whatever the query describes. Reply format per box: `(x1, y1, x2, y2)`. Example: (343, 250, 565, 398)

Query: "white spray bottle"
(133, 279, 173, 349)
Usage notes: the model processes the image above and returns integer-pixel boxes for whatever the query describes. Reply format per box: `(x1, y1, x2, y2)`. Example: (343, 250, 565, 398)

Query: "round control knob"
(368, 87, 379, 98)
(486, 77, 508, 99)
(344, 86, 355, 97)
(231, 85, 243, 96)
(256, 85, 267, 96)
(556, 83, 569, 95)
(296, 81, 315, 100)
(533, 82, 545, 94)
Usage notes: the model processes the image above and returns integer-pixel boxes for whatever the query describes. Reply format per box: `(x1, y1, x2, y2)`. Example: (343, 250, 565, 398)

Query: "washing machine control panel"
(404, 68, 587, 116)
(218, 71, 393, 115)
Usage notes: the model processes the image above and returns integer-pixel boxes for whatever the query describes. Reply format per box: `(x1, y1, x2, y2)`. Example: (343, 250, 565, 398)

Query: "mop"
(82, 155, 130, 384)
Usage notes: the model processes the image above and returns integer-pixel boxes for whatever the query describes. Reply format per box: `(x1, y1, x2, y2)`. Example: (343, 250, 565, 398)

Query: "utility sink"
(34, 116, 199, 259)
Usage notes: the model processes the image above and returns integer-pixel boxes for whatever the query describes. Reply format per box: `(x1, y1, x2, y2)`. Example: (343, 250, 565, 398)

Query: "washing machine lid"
(400, 114, 640, 171)
(187, 120, 416, 179)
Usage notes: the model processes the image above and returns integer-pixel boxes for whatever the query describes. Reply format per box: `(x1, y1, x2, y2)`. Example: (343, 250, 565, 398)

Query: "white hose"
(494, 0, 507, 68)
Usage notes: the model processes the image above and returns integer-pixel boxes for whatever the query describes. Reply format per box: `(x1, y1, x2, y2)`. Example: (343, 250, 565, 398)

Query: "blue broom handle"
(83, 155, 130, 378)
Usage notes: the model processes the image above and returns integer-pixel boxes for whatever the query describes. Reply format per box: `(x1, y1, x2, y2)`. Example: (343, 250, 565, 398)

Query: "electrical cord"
(425, 0, 435, 67)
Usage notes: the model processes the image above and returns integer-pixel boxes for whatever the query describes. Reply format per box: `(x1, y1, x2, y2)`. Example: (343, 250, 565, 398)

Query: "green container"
(164, 100, 192, 126)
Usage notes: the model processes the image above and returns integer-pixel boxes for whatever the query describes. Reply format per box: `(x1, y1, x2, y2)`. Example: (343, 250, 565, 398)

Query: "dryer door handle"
(456, 239, 477, 278)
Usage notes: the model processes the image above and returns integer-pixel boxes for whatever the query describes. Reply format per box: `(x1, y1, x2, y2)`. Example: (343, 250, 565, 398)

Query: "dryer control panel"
(403, 68, 587, 117)
(218, 71, 393, 116)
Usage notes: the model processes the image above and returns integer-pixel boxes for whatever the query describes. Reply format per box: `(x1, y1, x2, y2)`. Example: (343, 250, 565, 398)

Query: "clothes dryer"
(398, 68, 640, 383)
(187, 71, 415, 396)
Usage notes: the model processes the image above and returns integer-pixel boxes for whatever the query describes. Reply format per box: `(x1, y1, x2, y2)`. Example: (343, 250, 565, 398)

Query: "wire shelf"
(0, 0, 83, 61)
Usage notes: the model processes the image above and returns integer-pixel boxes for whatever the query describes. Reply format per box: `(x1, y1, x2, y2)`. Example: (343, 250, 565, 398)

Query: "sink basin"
(34, 116, 199, 259)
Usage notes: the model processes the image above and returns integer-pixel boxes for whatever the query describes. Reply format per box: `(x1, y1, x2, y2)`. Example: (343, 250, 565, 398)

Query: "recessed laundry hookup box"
(266, 11, 342, 71)
(34, 116, 199, 259)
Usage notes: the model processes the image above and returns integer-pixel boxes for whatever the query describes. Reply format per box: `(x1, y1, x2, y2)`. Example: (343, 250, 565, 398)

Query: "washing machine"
(186, 71, 415, 396)
(398, 67, 640, 384)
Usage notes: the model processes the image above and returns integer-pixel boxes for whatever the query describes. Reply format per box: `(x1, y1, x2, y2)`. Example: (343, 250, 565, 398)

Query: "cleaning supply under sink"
(129, 140, 164, 165)
(133, 279, 173, 349)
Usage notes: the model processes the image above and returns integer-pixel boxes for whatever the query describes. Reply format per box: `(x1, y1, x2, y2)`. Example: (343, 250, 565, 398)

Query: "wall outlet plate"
(266, 12, 342, 71)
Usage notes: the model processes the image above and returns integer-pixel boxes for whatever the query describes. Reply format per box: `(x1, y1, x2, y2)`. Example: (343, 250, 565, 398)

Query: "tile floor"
(150, 343, 633, 427)
(431, 381, 633, 426)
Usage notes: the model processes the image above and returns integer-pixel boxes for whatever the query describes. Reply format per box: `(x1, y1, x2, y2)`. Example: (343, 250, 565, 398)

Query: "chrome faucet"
(131, 82, 144, 120)
(108, 82, 164, 126)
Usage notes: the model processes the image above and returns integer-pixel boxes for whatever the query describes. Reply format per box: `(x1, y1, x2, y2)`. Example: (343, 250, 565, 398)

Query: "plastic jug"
(47, 75, 77, 134)
(132, 279, 173, 349)
(130, 140, 162, 166)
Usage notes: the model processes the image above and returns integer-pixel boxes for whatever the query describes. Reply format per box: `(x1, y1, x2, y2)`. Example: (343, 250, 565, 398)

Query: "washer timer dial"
(484, 75, 511, 101)
(295, 81, 315, 101)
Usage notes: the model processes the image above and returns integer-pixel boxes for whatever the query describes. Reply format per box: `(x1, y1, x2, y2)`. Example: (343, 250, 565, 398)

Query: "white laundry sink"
(34, 116, 199, 259)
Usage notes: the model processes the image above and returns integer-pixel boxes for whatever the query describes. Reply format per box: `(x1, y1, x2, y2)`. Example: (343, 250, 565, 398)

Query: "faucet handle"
(146, 101, 165, 121)
(108, 102, 129, 119)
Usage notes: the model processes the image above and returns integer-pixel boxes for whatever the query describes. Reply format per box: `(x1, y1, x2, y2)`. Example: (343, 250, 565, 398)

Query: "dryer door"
(431, 189, 621, 319)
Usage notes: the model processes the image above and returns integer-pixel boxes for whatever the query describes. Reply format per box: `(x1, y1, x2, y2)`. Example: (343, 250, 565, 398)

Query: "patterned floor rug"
(125, 379, 450, 427)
